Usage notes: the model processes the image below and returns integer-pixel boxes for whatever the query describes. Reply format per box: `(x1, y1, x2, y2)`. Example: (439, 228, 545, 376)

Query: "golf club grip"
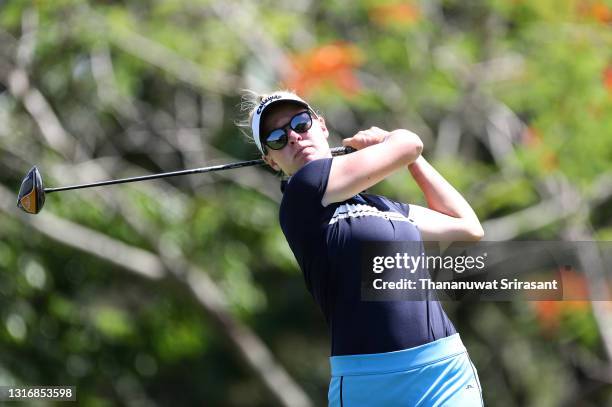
(44, 146, 356, 193)
(331, 146, 356, 155)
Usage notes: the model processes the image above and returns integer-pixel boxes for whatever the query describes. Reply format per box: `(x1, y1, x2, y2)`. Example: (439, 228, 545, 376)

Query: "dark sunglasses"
(263, 111, 313, 151)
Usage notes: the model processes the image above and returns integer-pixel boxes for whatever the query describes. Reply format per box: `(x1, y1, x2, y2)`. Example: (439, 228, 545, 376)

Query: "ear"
(263, 154, 281, 172)
(318, 115, 329, 139)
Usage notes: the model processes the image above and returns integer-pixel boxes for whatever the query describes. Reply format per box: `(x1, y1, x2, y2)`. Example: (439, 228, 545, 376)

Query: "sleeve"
(282, 158, 333, 213)
(398, 202, 419, 223)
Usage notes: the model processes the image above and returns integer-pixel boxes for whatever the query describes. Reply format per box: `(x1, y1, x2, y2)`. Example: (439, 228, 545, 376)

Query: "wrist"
(409, 155, 425, 164)
(408, 155, 425, 170)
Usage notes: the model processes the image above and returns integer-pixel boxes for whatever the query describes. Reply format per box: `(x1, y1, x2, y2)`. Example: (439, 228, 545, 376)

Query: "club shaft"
(44, 146, 353, 193)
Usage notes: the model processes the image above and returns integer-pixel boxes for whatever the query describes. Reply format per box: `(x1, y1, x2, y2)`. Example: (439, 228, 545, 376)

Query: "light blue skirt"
(328, 334, 483, 406)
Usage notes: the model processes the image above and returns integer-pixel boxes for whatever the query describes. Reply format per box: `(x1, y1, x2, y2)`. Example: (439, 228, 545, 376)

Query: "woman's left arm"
(407, 156, 484, 242)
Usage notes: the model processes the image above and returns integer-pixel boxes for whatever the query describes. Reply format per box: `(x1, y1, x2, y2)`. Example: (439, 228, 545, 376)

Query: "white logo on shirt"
(329, 203, 415, 225)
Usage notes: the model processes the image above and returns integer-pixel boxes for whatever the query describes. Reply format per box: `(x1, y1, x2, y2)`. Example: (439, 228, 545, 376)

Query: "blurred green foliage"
(1, 0, 611, 405)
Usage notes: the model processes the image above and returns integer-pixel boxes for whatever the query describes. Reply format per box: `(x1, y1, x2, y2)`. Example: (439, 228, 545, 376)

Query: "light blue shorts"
(328, 334, 483, 406)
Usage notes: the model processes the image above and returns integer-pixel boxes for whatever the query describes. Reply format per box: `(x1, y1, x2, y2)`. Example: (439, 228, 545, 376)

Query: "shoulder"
(287, 158, 333, 191)
(282, 158, 333, 205)
(280, 158, 334, 225)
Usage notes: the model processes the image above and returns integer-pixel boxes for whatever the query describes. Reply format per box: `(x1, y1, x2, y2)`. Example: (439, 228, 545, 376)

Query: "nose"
(287, 129, 303, 145)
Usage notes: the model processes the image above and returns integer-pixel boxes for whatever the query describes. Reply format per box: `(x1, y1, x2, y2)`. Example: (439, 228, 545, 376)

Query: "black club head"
(17, 166, 45, 214)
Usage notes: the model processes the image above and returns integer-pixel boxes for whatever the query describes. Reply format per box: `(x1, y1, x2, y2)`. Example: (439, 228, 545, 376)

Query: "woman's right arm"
(321, 127, 422, 206)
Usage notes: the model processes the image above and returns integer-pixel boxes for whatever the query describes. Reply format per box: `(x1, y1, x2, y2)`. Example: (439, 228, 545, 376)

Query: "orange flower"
(532, 268, 591, 333)
(369, 3, 420, 27)
(533, 301, 563, 332)
(284, 42, 363, 97)
(603, 65, 612, 92)
(541, 151, 558, 172)
(591, 1, 612, 23)
(521, 126, 558, 171)
(575, 1, 612, 23)
(521, 126, 543, 148)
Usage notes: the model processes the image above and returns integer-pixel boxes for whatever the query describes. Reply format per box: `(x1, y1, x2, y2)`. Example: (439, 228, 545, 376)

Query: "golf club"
(16, 146, 355, 214)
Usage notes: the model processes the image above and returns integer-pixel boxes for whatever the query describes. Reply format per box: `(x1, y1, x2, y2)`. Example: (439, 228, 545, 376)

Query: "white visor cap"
(251, 92, 316, 154)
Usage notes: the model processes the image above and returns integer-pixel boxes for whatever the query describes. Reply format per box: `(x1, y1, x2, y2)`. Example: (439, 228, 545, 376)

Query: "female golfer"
(243, 90, 484, 406)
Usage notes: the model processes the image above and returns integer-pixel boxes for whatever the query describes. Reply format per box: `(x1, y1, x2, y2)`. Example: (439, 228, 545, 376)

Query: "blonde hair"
(235, 89, 302, 147)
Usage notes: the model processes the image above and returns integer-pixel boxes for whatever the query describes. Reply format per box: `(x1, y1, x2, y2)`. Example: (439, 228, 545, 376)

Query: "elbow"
(413, 139, 424, 161)
(465, 224, 485, 241)
(390, 129, 423, 164)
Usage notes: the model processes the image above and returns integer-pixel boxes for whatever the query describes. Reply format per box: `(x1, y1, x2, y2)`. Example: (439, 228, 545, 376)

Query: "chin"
(301, 152, 320, 163)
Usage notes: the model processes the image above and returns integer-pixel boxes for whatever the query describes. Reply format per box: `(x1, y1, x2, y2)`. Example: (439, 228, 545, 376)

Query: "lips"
(294, 145, 313, 159)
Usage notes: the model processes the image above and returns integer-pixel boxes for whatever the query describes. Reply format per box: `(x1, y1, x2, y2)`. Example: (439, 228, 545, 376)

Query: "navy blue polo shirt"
(279, 158, 456, 356)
